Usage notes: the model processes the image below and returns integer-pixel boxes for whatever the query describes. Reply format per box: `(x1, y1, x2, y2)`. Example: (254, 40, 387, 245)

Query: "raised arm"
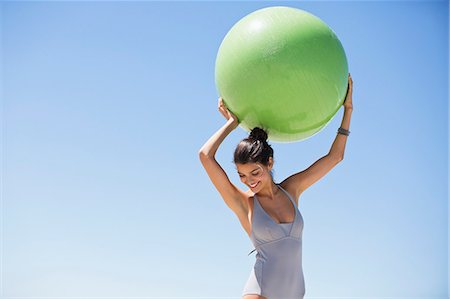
(198, 98, 248, 218)
(282, 73, 354, 200)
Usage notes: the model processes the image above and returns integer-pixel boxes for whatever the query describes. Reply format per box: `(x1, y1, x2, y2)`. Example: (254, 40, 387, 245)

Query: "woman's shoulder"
(279, 181, 300, 205)
(243, 189, 256, 208)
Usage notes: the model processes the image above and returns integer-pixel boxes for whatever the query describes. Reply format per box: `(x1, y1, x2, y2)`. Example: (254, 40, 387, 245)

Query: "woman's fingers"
(218, 96, 237, 122)
(218, 99, 229, 119)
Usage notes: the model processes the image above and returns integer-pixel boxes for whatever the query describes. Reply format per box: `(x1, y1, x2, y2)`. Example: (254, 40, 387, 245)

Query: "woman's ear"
(268, 157, 274, 171)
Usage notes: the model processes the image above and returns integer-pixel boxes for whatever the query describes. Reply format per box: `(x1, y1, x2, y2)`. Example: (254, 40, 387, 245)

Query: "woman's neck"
(256, 181, 280, 200)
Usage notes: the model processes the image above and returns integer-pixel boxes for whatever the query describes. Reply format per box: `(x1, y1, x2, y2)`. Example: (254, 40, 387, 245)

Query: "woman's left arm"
(330, 73, 353, 159)
(329, 107, 353, 160)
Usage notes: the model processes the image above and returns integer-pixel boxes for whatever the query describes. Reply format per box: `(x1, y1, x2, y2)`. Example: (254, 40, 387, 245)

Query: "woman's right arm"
(198, 99, 249, 219)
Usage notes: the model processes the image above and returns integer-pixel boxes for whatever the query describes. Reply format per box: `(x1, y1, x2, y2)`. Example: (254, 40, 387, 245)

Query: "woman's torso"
(243, 183, 305, 299)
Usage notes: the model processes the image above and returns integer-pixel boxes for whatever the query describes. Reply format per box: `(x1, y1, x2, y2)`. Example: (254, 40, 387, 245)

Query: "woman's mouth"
(250, 182, 260, 188)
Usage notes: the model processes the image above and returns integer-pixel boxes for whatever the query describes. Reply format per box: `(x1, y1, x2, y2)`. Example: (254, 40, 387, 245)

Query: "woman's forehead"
(235, 163, 263, 172)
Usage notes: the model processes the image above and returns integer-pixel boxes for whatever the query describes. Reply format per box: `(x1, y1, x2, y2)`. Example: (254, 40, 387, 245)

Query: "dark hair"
(233, 127, 275, 177)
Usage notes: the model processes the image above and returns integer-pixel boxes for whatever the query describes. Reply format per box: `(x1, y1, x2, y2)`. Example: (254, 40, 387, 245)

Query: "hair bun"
(249, 127, 268, 143)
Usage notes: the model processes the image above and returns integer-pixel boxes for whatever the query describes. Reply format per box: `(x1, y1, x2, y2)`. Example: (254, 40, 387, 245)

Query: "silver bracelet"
(337, 127, 350, 136)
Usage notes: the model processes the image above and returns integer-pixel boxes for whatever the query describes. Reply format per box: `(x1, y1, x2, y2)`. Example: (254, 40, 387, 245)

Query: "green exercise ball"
(215, 6, 349, 142)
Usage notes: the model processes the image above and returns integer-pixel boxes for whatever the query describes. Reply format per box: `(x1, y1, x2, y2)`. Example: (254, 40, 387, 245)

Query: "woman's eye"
(252, 172, 260, 176)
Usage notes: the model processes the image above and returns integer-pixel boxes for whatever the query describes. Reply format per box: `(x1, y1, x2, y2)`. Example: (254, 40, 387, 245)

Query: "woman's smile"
(250, 181, 260, 188)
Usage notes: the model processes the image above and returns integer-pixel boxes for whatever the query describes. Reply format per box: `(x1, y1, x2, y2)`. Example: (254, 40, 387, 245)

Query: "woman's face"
(236, 160, 273, 191)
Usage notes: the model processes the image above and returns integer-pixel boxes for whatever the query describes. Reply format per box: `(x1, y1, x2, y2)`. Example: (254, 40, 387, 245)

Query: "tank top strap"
(253, 193, 267, 210)
(277, 184, 297, 208)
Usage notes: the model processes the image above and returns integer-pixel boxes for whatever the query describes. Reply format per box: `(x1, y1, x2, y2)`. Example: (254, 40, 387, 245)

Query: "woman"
(198, 73, 353, 299)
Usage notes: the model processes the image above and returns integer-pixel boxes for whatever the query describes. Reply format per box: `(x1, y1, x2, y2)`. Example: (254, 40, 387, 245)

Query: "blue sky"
(1, 1, 448, 298)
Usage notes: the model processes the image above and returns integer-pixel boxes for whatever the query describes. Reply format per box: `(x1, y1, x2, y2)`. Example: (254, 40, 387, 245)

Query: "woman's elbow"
(198, 150, 212, 160)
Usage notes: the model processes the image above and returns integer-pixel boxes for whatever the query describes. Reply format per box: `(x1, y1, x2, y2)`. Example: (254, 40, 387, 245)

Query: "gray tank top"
(246, 183, 305, 299)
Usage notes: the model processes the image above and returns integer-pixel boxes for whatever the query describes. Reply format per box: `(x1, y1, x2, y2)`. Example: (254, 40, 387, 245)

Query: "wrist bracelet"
(337, 127, 350, 136)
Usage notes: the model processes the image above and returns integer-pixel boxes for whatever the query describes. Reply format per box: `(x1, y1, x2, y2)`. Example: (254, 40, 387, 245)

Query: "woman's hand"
(218, 97, 239, 128)
(343, 73, 353, 110)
